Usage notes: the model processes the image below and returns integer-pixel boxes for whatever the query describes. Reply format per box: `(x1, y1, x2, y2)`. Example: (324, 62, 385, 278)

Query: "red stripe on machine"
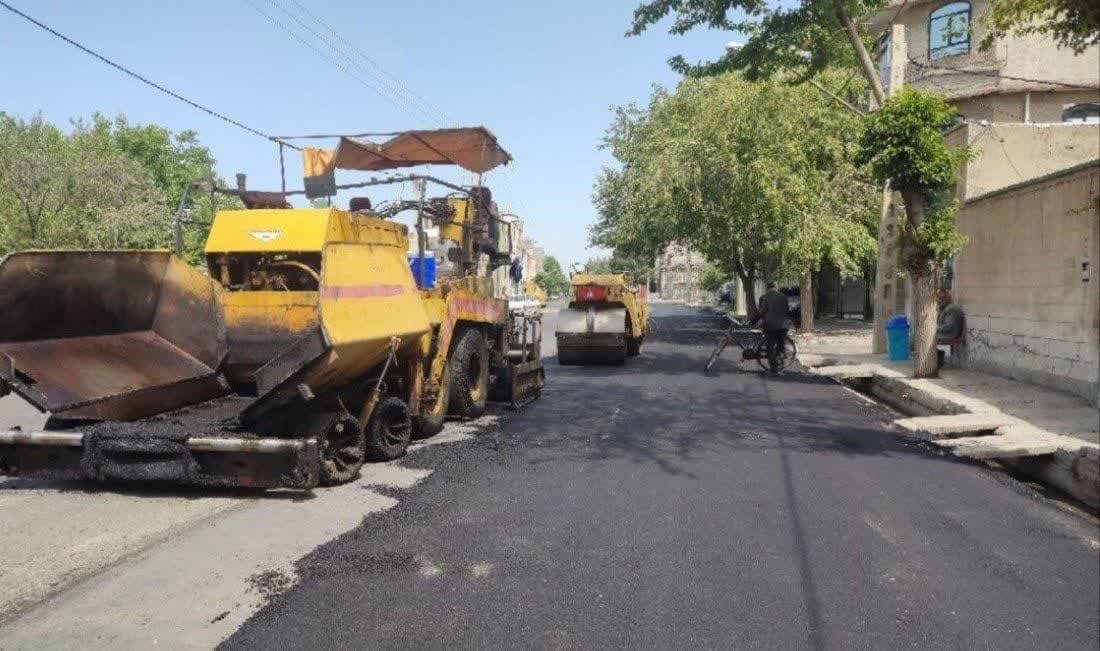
(321, 284, 405, 299)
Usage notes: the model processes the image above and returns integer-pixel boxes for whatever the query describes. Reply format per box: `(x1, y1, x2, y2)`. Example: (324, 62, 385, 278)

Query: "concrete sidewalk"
(796, 318, 1099, 508)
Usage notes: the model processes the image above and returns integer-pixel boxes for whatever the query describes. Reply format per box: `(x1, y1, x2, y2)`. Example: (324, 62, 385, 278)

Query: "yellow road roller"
(556, 273, 648, 365)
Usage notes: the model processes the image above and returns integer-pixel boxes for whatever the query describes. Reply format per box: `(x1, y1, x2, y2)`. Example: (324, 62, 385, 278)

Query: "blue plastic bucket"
(407, 252, 436, 289)
(885, 314, 910, 361)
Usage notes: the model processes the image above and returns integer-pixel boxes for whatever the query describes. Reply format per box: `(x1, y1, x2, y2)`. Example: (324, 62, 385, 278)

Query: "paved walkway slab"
(894, 414, 1013, 441)
(935, 426, 1090, 460)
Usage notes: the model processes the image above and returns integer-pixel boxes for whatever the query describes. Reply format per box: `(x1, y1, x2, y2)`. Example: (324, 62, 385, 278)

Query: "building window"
(929, 2, 971, 59)
(1062, 103, 1100, 124)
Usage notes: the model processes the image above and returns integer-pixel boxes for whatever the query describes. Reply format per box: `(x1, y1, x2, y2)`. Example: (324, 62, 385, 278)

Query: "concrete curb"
(807, 358, 1100, 509)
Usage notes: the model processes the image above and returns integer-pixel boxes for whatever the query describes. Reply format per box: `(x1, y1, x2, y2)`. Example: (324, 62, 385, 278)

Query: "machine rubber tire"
(489, 363, 513, 403)
(319, 414, 367, 486)
(448, 328, 489, 418)
(627, 336, 642, 357)
(364, 397, 411, 461)
(412, 374, 449, 440)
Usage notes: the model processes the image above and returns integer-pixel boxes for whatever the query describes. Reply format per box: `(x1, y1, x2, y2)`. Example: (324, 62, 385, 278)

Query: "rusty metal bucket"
(0, 251, 229, 421)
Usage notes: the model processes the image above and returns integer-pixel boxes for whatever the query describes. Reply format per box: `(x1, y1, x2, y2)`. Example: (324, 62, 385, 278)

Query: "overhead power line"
(267, 0, 443, 123)
(244, 0, 440, 125)
(909, 57, 1098, 91)
(0, 0, 298, 150)
(282, 0, 447, 124)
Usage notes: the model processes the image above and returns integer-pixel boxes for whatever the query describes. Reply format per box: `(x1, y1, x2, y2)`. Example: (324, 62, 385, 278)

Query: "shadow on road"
(508, 307, 950, 484)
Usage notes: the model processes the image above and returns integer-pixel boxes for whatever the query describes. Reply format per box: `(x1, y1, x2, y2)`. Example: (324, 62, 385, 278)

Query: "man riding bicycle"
(749, 281, 790, 373)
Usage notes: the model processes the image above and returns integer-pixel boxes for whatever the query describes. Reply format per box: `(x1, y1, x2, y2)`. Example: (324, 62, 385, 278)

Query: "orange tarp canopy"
(302, 127, 511, 177)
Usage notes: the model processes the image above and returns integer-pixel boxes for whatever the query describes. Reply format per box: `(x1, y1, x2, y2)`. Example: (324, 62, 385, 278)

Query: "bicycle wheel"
(704, 336, 730, 372)
(754, 338, 772, 372)
(755, 335, 797, 372)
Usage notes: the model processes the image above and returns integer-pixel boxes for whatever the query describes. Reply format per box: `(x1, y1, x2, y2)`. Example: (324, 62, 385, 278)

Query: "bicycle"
(703, 317, 797, 373)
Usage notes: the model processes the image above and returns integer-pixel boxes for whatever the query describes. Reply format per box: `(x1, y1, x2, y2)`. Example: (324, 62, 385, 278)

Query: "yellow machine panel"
(439, 197, 470, 244)
(319, 242, 431, 369)
(205, 208, 409, 254)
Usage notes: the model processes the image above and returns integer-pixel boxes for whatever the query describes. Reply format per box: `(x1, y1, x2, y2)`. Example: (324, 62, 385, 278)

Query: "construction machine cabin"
(0, 127, 543, 490)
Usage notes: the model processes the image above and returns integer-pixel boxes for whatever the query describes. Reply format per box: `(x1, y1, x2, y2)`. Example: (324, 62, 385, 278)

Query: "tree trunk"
(910, 267, 940, 378)
(737, 269, 758, 320)
(799, 269, 815, 332)
(900, 189, 940, 378)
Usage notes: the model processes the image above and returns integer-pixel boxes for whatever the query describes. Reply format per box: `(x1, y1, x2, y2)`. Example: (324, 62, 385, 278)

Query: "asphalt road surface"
(1, 303, 1097, 649)
(222, 304, 1100, 649)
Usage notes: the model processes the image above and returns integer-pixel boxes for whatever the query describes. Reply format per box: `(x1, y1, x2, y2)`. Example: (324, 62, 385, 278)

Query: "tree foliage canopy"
(856, 88, 969, 268)
(700, 262, 727, 292)
(855, 88, 965, 193)
(592, 72, 878, 292)
(0, 112, 236, 262)
(583, 251, 655, 279)
(534, 255, 570, 295)
(628, 0, 886, 81)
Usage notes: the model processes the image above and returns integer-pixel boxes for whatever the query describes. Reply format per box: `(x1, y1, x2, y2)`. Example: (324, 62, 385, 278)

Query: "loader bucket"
(0, 251, 229, 421)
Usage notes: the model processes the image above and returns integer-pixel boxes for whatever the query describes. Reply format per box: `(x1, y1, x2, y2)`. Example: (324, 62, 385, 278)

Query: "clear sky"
(0, 0, 734, 269)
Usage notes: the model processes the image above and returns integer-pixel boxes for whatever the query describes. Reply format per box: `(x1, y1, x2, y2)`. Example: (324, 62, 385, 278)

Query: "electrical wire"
(0, 0, 298, 150)
(986, 123, 1026, 181)
(243, 0, 438, 125)
(266, 0, 442, 124)
(281, 0, 448, 125)
(909, 57, 1098, 91)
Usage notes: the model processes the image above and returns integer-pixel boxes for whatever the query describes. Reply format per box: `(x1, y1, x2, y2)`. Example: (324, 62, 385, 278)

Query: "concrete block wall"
(954, 163, 1100, 405)
(950, 123, 1100, 202)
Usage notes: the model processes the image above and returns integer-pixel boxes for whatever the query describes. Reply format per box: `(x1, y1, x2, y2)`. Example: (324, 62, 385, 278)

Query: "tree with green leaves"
(583, 252, 654, 279)
(534, 255, 570, 296)
(981, 0, 1100, 53)
(856, 88, 969, 377)
(0, 112, 236, 263)
(584, 257, 614, 274)
(629, 0, 890, 105)
(700, 263, 726, 293)
(73, 114, 241, 262)
(0, 113, 168, 254)
(592, 72, 878, 326)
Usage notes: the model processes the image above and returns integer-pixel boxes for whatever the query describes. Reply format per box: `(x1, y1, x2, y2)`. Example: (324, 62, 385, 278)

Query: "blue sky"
(1, 0, 732, 268)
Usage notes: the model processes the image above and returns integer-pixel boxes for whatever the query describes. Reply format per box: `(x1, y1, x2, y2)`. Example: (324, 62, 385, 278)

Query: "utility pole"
(871, 23, 907, 354)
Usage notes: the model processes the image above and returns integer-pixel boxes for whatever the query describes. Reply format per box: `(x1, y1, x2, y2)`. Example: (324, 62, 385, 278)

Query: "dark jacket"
(937, 303, 965, 340)
(756, 290, 789, 331)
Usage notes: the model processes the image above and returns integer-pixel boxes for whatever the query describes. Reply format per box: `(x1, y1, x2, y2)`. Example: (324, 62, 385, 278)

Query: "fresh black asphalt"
(223, 304, 1100, 649)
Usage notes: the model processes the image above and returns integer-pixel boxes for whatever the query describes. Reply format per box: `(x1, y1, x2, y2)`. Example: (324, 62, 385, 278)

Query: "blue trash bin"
(407, 252, 436, 289)
(885, 314, 910, 361)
